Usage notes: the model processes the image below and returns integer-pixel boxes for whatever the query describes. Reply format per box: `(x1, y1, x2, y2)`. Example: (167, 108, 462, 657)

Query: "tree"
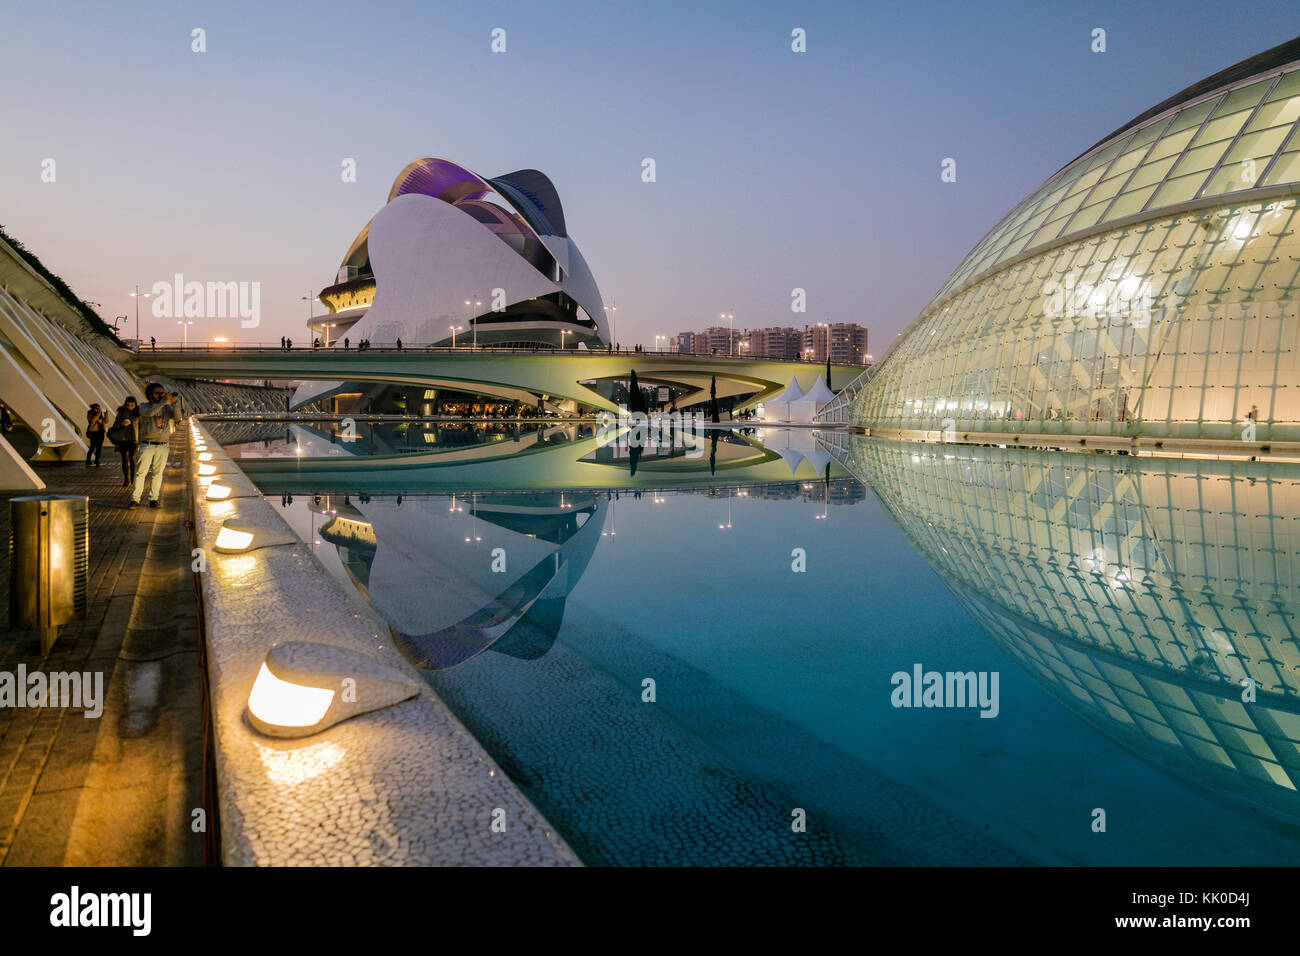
(709, 375, 719, 423)
(628, 369, 647, 414)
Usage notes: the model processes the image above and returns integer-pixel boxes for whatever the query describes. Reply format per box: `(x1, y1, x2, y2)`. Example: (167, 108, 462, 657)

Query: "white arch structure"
(0, 235, 140, 490)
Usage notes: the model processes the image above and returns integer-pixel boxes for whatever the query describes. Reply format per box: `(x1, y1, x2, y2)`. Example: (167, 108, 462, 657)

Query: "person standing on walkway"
(130, 383, 180, 510)
(85, 403, 107, 467)
(110, 396, 140, 487)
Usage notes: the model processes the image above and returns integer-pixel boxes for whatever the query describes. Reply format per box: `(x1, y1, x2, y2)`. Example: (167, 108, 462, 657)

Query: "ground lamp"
(214, 520, 298, 554)
(245, 641, 420, 738)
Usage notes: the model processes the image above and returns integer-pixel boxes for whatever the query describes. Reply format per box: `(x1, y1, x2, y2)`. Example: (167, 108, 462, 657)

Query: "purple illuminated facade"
(314, 157, 607, 350)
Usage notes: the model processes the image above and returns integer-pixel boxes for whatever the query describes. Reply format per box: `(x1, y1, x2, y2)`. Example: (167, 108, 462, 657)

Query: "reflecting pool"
(215, 420, 1300, 866)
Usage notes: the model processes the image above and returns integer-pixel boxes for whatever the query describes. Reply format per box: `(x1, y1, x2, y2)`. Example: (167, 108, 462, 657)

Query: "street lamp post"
(130, 285, 153, 349)
(603, 301, 617, 350)
(303, 294, 327, 344)
(177, 319, 193, 347)
(465, 299, 483, 349)
(654, 334, 665, 351)
(449, 325, 462, 348)
(721, 311, 735, 356)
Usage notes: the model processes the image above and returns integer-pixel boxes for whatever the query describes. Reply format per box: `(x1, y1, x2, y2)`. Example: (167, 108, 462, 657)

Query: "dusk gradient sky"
(2, 0, 1297, 349)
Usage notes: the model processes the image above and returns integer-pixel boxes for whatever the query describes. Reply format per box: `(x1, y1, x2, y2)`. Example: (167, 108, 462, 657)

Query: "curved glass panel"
(850, 197, 1300, 441)
(924, 64, 1300, 313)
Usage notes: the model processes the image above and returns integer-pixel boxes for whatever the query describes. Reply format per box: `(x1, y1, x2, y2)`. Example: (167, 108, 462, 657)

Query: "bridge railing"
(128, 342, 868, 366)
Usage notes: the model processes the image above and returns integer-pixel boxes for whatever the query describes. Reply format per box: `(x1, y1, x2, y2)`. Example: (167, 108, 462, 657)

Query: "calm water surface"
(215, 420, 1300, 865)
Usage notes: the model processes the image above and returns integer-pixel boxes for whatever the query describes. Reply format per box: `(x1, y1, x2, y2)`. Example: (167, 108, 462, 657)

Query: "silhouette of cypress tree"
(628, 369, 647, 414)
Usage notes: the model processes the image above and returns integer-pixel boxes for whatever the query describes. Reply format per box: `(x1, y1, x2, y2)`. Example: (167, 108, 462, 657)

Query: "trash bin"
(9, 494, 88, 653)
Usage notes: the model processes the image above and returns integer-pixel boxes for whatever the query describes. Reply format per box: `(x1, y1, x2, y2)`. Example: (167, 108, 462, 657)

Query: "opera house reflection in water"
(213, 419, 1300, 862)
(215, 420, 854, 670)
(311, 491, 607, 668)
(828, 432, 1300, 828)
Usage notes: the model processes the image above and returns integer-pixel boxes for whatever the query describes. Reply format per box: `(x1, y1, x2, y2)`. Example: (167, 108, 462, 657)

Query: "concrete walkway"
(0, 431, 203, 865)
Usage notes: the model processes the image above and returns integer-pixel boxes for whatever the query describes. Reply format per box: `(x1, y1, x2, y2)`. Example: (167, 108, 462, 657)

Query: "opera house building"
(313, 157, 607, 350)
(294, 157, 609, 411)
(826, 39, 1300, 447)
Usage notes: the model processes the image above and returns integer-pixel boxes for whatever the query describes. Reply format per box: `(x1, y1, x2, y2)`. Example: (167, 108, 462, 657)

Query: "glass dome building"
(827, 37, 1300, 444)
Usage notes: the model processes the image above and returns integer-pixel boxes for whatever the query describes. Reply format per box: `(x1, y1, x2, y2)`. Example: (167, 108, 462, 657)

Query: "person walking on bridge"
(129, 382, 179, 510)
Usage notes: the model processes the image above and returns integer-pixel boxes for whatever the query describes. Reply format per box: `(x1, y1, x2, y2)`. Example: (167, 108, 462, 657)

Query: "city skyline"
(2, 1, 1297, 349)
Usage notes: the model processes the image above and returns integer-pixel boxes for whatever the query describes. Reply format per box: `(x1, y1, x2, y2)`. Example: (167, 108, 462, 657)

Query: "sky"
(1, 0, 1297, 350)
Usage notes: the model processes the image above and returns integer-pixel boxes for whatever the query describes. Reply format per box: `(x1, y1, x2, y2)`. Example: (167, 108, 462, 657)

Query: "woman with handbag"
(109, 396, 140, 487)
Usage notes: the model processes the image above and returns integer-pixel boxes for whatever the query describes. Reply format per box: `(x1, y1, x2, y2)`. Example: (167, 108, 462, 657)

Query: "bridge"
(126, 345, 862, 414)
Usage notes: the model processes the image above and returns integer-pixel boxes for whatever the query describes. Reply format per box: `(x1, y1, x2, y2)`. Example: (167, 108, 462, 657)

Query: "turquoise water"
(218, 421, 1300, 865)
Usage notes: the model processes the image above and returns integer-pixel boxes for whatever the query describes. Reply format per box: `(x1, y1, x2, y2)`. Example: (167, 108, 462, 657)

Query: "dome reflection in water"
(829, 433, 1300, 828)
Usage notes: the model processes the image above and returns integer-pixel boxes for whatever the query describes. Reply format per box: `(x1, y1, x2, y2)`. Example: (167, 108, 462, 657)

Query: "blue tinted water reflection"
(221, 423, 1300, 865)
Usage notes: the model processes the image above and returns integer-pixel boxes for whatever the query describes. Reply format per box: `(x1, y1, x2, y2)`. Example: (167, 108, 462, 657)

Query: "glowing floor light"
(214, 525, 255, 552)
(245, 641, 421, 739)
(213, 520, 297, 553)
(247, 664, 335, 730)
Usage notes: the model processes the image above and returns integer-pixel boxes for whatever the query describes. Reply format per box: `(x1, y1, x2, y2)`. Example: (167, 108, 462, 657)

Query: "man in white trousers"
(130, 382, 180, 510)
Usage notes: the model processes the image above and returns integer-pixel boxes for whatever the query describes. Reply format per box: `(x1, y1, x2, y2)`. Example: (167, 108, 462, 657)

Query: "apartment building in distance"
(802, 323, 869, 365)
(673, 322, 868, 363)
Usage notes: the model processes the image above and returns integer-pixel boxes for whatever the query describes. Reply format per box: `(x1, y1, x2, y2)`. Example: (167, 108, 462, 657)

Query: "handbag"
(107, 422, 135, 445)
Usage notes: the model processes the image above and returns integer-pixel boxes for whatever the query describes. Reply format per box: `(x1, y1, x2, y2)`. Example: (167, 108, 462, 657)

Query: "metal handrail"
(127, 342, 869, 366)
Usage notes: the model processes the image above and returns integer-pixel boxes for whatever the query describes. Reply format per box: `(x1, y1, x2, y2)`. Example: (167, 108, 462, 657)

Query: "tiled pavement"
(0, 432, 203, 865)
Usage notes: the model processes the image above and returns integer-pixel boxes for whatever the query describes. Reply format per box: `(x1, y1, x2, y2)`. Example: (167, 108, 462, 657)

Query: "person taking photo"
(129, 383, 180, 509)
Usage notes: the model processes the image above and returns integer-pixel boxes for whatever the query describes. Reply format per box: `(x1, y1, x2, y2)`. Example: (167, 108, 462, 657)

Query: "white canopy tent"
(762, 376, 807, 422)
(789, 375, 837, 423)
